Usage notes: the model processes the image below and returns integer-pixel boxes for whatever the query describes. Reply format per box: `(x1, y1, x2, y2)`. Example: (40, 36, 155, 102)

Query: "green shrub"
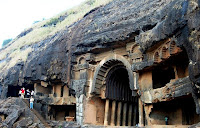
(2, 38, 12, 47)
(45, 18, 60, 26)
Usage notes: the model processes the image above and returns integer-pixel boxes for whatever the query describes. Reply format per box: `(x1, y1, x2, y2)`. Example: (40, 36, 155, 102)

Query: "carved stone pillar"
(117, 101, 122, 126)
(104, 99, 110, 126)
(128, 104, 133, 126)
(139, 99, 144, 126)
(122, 103, 127, 126)
(133, 103, 137, 126)
(111, 100, 116, 126)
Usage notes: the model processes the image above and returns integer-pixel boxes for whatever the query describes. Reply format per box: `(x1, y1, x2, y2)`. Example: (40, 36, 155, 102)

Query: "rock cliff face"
(0, 0, 200, 98)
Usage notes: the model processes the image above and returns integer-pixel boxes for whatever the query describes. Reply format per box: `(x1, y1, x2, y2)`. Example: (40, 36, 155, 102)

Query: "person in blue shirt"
(165, 116, 169, 125)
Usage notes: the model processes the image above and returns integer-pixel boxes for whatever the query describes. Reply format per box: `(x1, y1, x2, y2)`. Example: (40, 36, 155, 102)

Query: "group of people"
(18, 87, 35, 109)
(18, 87, 34, 99)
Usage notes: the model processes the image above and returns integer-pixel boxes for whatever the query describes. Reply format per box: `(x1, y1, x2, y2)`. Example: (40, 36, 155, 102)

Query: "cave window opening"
(161, 46, 169, 59)
(170, 41, 176, 54)
(152, 66, 175, 89)
(154, 52, 160, 63)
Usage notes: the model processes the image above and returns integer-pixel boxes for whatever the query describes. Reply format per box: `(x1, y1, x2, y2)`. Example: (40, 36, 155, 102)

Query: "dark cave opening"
(49, 105, 76, 121)
(7, 84, 34, 97)
(150, 96, 200, 125)
(105, 65, 134, 102)
(152, 66, 175, 89)
(152, 49, 189, 89)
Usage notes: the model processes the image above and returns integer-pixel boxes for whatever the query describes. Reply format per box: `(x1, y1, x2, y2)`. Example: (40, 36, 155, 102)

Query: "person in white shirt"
(18, 90, 21, 97)
(30, 97, 34, 109)
(31, 90, 35, 97)
(26, 89, 30, 98)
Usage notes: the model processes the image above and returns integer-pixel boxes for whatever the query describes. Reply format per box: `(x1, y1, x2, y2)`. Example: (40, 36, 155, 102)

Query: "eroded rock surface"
(0, 0, 199, 90)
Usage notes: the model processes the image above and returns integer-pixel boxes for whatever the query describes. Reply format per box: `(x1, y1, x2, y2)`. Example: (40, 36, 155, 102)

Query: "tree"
(2, 38, 12, 47)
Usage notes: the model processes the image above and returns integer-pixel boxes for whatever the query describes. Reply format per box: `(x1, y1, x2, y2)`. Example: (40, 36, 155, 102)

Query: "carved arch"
(78, 57, 86, 64)
(90, 54, 136, 95)
(131, 44, 140, 53)
(170, 41, 176, 54)
(154, 51, 160, 63)
(161, 46, 170, 59)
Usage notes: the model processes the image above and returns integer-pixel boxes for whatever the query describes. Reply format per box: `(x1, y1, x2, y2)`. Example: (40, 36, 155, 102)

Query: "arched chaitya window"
(161, 46, 169, 59)
(170, 41, 176, 54)
(154, 51, 160, 63)
(79, 57, 86, 64)
(131, 44, 143, 62)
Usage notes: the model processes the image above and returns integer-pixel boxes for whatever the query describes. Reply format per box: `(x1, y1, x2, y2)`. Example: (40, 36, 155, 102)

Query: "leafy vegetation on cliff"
(2, 38, 12, 47)
(0, 0, 113, 71)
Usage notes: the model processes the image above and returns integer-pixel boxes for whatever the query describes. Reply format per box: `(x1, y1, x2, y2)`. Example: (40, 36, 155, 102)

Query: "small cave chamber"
(149, 95, 200, 125)
(48, 105, 76, 121)
(152, 49, 189, 89)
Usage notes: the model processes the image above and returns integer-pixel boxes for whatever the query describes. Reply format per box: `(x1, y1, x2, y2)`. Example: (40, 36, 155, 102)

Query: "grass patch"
(7, 47, 32, 68)
(0, 0, 113, 70)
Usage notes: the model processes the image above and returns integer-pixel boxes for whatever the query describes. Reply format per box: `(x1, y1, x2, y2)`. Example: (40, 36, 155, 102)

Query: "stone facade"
(71, 37, 200, 126)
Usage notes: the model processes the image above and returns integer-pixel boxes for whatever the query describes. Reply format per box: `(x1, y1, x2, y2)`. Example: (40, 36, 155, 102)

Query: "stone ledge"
(142, 77, 192, 103)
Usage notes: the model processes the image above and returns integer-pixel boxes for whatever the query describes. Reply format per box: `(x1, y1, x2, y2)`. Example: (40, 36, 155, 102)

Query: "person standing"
(31, 90, 35, 97)
(30, 97, 34, 109)
(26, 89, 30, 98)
(18, 90, 21, 97)
(165, 116, 169, 125)
(21, 87, 25, 99)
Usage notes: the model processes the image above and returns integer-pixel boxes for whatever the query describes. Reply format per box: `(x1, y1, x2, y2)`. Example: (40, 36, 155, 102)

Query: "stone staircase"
(23, 98, 51, 128)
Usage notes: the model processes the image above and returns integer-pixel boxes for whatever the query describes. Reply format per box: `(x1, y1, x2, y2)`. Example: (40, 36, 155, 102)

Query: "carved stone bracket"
(71, 79, 87, 97)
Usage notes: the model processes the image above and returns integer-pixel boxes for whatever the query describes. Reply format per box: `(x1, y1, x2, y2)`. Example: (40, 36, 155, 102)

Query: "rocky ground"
(0, 97, 140, 128)
(0, 98, 80, 128)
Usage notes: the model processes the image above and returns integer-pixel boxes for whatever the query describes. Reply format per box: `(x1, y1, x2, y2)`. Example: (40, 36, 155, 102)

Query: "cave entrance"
(7, 84, 34, 97)
(149, 95, 200, 125)
(7, 86, 21, 97)
(152, 49, 189, 89)
(90, 55, 138, 126)
(49, 105, 76, 121)
(103, 65, 139, 126)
